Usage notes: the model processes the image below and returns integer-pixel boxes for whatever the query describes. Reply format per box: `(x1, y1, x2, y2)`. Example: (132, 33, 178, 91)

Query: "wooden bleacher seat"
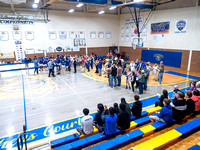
(131, 117, 200, 150)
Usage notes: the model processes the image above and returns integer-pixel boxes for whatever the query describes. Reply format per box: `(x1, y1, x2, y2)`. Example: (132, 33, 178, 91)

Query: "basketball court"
(0, 0, 200, 150)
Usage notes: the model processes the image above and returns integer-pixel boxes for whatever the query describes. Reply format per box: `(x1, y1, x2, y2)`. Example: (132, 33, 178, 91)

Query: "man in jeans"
(158, 61, 164, 84)
(98, 58, 103, 76)
(117, 64, 122, 86)
(76, 108, 94, 135)
(111, 64, 117, 88)
(144, 67, 149, 90)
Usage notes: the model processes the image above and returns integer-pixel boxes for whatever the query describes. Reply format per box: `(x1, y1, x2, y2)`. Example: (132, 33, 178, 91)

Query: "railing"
(17, 125, 27, 150)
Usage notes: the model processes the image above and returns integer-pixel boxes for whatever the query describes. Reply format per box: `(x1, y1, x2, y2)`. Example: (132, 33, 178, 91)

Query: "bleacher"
(50, 115, 200, 150)
(27, 87, 200, 150)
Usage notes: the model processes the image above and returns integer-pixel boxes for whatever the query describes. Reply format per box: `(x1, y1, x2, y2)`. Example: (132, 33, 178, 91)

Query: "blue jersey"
(65, 59, 70, 66)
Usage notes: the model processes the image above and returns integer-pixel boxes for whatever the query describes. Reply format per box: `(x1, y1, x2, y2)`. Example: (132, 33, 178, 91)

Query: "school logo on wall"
(153, 54, 164, 61)
(175, 19, 187, 33)
(56, 46, 63, 52)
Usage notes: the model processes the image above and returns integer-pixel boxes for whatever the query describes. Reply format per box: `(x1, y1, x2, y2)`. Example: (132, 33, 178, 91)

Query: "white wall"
(0, 10, 120, 53)
(119, 6, 200, 51)
(1, 6, 200, 55)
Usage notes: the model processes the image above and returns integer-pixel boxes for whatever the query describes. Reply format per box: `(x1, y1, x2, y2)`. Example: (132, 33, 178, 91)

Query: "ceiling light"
(32, 4, 38, 8)
(34, 0, 40, 3)
(76, 3, 83, 8)
(109, 6, 117, 10)
(98, 10, 105, 14)
(69, 9, 75, 13)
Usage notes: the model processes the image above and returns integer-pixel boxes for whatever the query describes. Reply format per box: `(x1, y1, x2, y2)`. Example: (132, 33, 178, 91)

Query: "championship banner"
(0, 51, 14, 59)
(175, 19, 187, 33)
(15, 41, 25, 61)
(151, 21, 170, 34)
(141, 49, 182, 68)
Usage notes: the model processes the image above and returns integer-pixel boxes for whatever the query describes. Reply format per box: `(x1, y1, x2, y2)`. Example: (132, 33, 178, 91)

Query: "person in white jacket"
(130, 61, 136, 72)
(152, 63, 158, 80)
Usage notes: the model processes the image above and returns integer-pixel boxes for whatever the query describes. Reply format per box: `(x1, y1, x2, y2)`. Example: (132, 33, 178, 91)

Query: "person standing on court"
(122, 59, 127, 74)
(86, 59, 90, 72)
(158, 61, 164, 84)
(73, 58, 77, 73)
(138, 70, 145, 94)
(90, 56, 94, 70)
(48, 59, 53, 77)
(117, 64, 122, 86)
(144, 67, 149, 91)
(33, 57, 39, 74)
(98, 58, 103, 76)
(111, 64, 117, 88)
(24, 57, 29, 74)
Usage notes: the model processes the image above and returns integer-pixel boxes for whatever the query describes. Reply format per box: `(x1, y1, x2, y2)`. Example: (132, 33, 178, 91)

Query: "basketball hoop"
(131, 37, 143, 49)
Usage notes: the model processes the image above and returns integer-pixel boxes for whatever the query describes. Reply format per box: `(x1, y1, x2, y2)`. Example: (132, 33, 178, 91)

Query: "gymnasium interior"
(0, 0, 200, 150)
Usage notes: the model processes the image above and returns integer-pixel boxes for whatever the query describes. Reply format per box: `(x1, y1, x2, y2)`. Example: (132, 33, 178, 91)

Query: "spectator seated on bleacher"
(170, 91, 187, 122)
(121, 98, 131, 118)
(191, 89, 200, 116)
(149, 98, 173, 124)
(76, 108, 94, 135)
(117, 103, 130, 131)
(94, 103, 104, 132)
(101, 106, 117, 135)
(170, 85, 180, 100)
(185, 91, 195, 116)
(131, 95, 142, 118)
(195, 81, 200, 92)
(155, 89, 168, 107)
(113, 103, 120, 115)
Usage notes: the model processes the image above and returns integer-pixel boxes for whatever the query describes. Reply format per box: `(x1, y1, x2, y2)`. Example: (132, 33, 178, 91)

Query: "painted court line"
(57, 75, 87, 104)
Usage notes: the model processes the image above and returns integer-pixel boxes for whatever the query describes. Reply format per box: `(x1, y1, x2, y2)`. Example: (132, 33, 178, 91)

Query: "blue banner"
(141, 49, 182, 68)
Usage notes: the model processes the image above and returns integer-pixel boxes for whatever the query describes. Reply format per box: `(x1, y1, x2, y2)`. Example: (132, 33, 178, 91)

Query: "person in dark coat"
(121, 98, 131, 118)
(131, 95, 142, 117)
(113, 103, 120, 115)
(117, 103, 130, 130)
(94, 103, 104, 132)
(185, 91, 195, 116)
(155, 89, 168, 107)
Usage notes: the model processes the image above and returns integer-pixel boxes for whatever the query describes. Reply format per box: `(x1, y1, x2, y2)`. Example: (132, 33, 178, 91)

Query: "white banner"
(15, 41, 25, 61)
(175, 19, 187, 33)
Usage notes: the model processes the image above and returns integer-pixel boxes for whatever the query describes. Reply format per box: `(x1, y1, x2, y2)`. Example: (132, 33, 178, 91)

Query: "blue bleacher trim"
(151, 119, 176, 131)
(188, 145, 200, 150)
(50, 133, 79, 148)
(134, 115, 151, 127)
(51, 111, 148, 149)
(88, 119, 176, 150)
(130, 111, 148, 120)
(127, 129, 144, 140)
(175, 117, 200, 136)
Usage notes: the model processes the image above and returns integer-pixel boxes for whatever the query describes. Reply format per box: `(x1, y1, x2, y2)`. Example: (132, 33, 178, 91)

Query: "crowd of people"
(76, 81, 200, 136)
(153, 82, 200, 123)
(76, 95, 142, 136)
(27, 52, 165, 95)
